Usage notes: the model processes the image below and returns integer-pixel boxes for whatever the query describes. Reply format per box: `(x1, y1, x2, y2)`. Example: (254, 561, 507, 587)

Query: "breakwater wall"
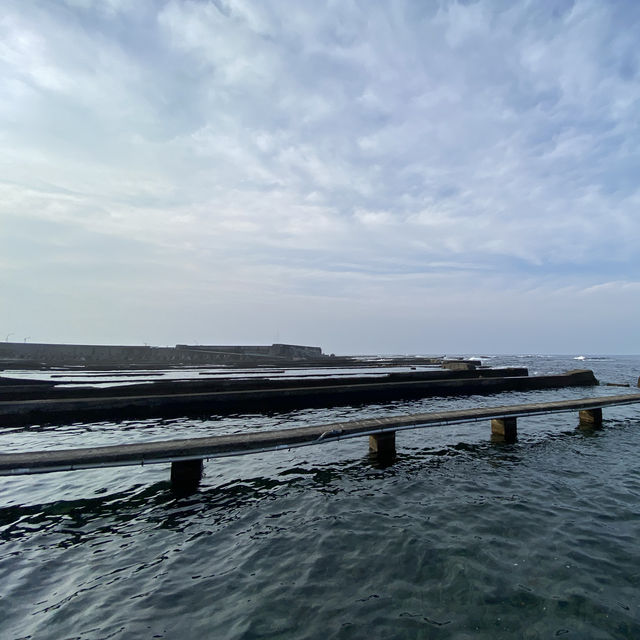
(0, 367, 530, 401)
(0, 342, 324, 368)
(0, 369, 598, 427)
(176, 343, 322, 359)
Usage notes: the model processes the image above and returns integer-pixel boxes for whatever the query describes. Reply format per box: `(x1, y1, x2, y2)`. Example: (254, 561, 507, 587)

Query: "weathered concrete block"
(443, 361, 477, 371)
(491, 417, 517, 443)
(170, 459, 203, 494)
(579, 408, 603, 428)
(369, 432, 396, 455)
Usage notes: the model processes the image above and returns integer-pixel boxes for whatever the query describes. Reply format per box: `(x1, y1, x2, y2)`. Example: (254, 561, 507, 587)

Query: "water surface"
(1, 355, 639, 639)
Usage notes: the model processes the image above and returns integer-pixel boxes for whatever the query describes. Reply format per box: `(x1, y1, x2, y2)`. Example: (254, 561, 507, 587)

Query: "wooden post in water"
(170, 459, 203, 493)
(369, 432, 396, 456)
(491, 417, 517, 443)
(579, 408, 603, 429)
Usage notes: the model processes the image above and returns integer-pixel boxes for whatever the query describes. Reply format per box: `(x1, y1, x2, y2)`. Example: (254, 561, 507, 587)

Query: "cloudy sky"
(1, 0, 638, 354)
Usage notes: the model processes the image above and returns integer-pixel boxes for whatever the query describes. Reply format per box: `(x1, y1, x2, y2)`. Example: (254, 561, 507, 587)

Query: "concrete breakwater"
(0, 341, 326, 368)
(0, 367, 529, 401)
(0, 369, 597, 427)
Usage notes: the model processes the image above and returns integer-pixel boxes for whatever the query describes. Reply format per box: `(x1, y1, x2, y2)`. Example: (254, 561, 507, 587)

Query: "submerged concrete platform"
(0, 370, 597, 427)
(0, 367, 530, 401)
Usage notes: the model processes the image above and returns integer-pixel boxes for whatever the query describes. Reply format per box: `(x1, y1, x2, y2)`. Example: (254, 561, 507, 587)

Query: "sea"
(1, 355, 640, 639)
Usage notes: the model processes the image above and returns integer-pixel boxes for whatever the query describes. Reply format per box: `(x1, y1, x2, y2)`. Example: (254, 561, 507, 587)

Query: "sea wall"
(0, 342, 324, 367)
(176, 343, 323, 359)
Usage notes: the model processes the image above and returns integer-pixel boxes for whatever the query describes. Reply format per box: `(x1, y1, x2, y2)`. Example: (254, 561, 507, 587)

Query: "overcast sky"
(1, 0, 639, 354)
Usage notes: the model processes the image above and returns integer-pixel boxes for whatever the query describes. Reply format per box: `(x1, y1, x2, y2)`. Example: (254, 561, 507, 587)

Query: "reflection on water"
(1, 355, 640, 639)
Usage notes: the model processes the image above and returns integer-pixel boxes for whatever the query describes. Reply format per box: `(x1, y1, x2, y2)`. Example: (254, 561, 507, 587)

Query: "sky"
(1, 0, 639, 355)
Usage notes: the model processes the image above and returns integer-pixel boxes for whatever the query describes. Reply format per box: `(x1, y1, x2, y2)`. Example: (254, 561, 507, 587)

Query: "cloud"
(1, 0, 639, 352)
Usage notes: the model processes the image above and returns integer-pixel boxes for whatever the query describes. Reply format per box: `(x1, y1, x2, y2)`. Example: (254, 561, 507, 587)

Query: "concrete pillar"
(491, 417, 517, 443)
(369, 431, 396, 455)
(579, 408, 603, 429)
(170, 459, 203, 494)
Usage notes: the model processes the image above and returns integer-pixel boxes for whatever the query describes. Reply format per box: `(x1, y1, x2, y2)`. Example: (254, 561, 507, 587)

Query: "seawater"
(1, 355, 640, 639)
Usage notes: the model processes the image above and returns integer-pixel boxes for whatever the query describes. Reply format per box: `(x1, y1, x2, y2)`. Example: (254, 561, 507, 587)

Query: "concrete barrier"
(0, 369, 598, 427)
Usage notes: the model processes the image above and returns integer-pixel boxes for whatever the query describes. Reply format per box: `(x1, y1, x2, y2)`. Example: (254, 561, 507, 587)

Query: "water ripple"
(2, 355, 640, 638)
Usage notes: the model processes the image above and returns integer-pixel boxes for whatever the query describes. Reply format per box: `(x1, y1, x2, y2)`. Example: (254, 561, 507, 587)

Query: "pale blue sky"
(1, 0, 639, 354)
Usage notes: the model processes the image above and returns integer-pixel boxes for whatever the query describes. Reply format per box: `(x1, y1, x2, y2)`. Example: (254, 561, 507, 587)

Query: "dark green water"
(1, 355, 639, 639)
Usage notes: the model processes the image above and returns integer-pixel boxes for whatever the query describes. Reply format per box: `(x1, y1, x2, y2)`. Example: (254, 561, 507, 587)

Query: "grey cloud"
(1, 0, 639, 351)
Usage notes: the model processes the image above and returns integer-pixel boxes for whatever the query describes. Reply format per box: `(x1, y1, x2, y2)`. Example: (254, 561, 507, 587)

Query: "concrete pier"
(579, 407, 603, 428)
(1, 393, 639, 491)
(170, 459, 203, 494)
(491, 417, 518, 443)
(369, 432, 396, 455)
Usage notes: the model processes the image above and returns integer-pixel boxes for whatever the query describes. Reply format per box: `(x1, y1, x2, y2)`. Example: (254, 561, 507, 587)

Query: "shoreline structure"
(0, 343, 613, 493)
(0, 341, 600, 426)
(0, 341, 328, 368)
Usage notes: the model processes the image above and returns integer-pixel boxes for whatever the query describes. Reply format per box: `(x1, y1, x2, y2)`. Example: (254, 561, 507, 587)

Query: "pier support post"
(579, 408, 603, 429)
(369, 431, 396, 456)
(491, 417, 517, 443)
(170, 459, 203, 494)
